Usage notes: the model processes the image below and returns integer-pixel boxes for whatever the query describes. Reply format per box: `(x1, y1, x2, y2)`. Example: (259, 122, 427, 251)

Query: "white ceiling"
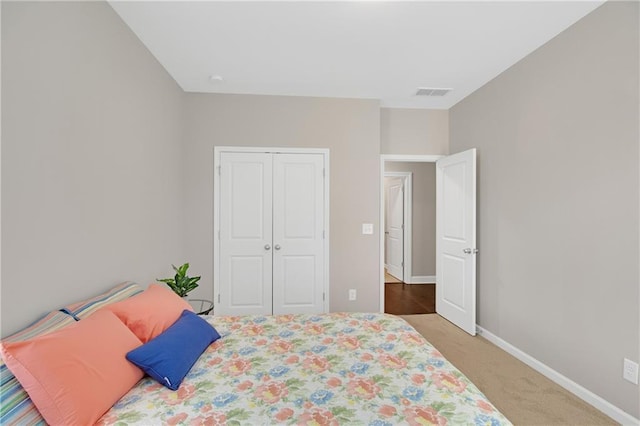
(109, 1, 604, 109)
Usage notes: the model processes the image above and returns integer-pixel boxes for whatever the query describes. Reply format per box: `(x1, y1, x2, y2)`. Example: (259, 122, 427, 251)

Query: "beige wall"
(182, 94, 381, 313)
(450, 1, 639, 418)
(385, 162, 436, 278)
(381, 108, 449, 155)
(1, 2, 185, 336)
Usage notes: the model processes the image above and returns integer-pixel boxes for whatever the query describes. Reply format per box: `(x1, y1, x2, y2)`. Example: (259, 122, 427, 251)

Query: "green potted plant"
(157, 263, 201, 298)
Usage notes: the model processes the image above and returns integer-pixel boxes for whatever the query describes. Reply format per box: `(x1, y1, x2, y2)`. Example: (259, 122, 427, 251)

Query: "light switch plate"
(362, 223, 373, 235)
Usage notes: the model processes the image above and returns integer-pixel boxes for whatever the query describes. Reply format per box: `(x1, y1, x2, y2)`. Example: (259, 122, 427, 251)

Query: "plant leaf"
(178, 263, 189, 276)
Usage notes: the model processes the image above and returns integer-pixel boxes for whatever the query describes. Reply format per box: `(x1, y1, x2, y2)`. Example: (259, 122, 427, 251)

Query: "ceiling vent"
(415, 87, 452, 97)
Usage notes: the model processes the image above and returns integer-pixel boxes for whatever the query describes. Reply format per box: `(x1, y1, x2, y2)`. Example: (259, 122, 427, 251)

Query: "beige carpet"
(401, 314, 617, 426)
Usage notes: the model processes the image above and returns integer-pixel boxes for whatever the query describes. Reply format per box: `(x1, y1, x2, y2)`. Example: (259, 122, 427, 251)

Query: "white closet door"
(218, 152, 273, 316)
(272, 153, 325, 315)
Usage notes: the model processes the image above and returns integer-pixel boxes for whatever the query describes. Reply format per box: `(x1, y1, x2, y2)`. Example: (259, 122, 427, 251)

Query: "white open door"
(385, 178, 404, 281)
(436, 148, 477, 335)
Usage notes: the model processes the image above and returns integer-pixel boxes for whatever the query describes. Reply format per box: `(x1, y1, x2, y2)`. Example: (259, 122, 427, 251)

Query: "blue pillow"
(126, 310, 221, 390)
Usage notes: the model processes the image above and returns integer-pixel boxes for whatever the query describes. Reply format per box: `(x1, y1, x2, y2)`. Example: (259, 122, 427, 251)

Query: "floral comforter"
(98, 313, 511, 425)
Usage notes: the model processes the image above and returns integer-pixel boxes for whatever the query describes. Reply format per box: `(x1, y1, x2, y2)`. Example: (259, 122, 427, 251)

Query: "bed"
(1, 283, 511, 426)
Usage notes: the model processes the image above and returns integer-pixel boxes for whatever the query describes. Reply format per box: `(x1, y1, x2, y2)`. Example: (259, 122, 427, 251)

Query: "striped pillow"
(64, 282, 143, 319)
(1, 311, 76, 425)
(0, 282, 142, 425)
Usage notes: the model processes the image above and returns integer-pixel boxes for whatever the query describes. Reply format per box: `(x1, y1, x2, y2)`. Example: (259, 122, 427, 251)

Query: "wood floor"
(384, 282, 436, 315)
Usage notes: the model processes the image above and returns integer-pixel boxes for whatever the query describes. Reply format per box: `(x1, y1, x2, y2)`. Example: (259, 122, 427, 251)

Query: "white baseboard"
(476, 325, 640, 426)
(407, 275, 436, 284)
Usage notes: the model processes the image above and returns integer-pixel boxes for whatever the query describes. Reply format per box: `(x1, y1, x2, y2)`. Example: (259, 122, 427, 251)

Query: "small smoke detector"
(416, 87, 452, 97)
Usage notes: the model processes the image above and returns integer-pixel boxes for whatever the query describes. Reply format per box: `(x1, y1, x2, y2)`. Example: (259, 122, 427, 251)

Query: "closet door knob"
(275, 244, 281, 250)
(265, 244, 271, 250)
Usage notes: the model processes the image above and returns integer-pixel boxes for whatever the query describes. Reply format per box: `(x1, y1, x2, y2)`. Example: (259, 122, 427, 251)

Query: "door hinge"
(218, 294, 221, 303)
(323, 292, 325, 301)
(218, 166, 221, 175)
(322, 230, 325, 239)
(322, 168, 325, 177)
(401, 261, 404, 267)
(218, 230, 220, 240)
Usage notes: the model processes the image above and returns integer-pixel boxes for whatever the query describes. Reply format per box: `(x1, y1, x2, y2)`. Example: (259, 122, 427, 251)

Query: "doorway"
(380, 155, 444, 314)
(383, 161, 437, 315)
(379, 151, 478, 336)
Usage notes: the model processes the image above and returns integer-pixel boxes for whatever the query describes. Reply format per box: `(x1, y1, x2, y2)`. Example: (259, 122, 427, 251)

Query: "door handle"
(275, 244, 281, 250)
(463, 248, 479, 254)
(265, 244, 271, 250)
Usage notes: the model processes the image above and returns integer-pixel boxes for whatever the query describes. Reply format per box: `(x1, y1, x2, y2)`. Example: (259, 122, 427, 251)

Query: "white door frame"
(379, 155, 444, 312)
(214, 146, 330, 314)
(383, 172, 412, 283)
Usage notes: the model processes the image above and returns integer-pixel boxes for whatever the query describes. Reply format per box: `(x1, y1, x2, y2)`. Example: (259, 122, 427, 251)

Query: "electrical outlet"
(348, 289, 357, 301)
(623, 358, 639, 384)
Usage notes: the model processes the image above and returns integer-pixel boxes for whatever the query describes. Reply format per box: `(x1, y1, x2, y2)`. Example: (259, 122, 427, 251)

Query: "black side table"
(188, 299, 214, 315)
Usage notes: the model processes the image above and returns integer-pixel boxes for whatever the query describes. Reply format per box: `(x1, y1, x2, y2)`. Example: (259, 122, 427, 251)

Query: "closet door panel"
(272, 154, 324, 314)
(218, 152, 273, 315)
(229, 256, 267, 307)
(280, 256, 316, 305)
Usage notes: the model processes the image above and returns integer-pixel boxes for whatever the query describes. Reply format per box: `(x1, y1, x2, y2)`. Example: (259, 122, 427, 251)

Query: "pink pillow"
(104, 283, 194, 343)
(0, 310, 143, 426)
